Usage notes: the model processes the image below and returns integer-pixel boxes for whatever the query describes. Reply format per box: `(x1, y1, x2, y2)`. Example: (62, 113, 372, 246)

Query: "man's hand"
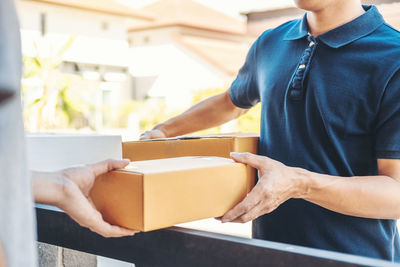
(140, 128, 167, 140)
(220, 153, 400, 222)
(33, 159, 139, 238)
(221, 152, 306, 223)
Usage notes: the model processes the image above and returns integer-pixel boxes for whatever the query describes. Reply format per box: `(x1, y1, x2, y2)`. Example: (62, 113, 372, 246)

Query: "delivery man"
(0, 1, 135, 266)
(141, 0, 400, 261)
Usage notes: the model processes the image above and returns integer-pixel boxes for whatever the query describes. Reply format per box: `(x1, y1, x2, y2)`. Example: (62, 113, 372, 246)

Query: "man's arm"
(221, 153, 400, 223)
(140, 91, 248, 139)
(33, 159, 138, 237)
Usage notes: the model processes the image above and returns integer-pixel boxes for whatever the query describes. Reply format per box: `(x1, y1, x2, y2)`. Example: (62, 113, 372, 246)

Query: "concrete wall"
(37, 243, 97, 267)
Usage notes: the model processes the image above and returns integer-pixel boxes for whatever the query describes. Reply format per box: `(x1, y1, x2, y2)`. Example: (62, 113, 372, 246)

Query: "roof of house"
(23, 0, 154, 20)
(128, 0, 245, 35)
(172, 34, 250, 76)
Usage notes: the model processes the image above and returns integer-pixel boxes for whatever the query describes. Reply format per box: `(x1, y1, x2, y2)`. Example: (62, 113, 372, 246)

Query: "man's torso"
(229, 5, 400, 261)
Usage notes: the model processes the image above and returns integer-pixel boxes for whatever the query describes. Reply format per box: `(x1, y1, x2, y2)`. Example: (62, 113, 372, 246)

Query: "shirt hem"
(376, 150, 400, 159)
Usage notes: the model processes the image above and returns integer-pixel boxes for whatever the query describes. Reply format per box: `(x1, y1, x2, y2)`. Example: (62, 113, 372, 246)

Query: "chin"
(293, 0, 326, 11)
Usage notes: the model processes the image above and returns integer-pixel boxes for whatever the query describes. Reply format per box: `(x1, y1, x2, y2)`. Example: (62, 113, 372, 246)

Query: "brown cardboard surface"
(122, 133, 259, 161)
(90, 171, 144, 230)
(90, 157, 254, 231)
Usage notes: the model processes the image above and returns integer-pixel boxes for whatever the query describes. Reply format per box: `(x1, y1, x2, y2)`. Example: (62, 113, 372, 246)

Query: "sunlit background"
(16, 1, 400, 266)
(16, 0, 400, 141)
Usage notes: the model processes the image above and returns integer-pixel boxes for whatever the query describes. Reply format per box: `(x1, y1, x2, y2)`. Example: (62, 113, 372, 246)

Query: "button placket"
(289, 35, 317, 100)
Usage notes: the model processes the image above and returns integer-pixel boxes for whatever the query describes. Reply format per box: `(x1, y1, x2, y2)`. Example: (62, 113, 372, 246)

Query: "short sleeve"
(375, 69, 400, 158)
(228, 39, 260, 109)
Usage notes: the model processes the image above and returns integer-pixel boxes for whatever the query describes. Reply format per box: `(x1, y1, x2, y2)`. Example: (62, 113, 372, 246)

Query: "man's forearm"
(299, 169, 400, 219)
(221, 154, 400, 224)
(154, 91, 246, 137)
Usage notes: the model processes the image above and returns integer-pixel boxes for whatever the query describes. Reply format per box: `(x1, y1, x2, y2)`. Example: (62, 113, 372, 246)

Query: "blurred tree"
(191, 86, 261, 134)
(22, 36, 261, 135)
(236, 102, 261, 133)
(138, 99, 183, 131)
(22, 37, 95, 131)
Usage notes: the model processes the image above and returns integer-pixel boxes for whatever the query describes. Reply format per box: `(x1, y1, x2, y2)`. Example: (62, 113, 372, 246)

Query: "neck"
(307, 1, 365, 36)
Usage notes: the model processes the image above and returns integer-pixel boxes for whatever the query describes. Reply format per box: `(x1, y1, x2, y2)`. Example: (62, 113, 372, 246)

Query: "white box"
(26, 134, 122, 171)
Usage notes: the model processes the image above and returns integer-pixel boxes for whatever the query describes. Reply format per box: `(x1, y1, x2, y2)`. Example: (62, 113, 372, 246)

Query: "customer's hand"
(140, 128, 167, 140)
(56, 159, 138, 237)
(221, 152, 306, 223)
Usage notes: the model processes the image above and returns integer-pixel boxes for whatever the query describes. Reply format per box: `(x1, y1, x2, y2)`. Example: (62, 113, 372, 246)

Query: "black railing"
(36, 205, 399, 267)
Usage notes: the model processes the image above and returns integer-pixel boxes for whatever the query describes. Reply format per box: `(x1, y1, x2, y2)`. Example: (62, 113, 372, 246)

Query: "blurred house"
(17, 0, 252, 123)
(16, 0, 154, 129)
(243, 0, 400, 36)
(15, 0, 400, 130)
(127, 0, 251, 108)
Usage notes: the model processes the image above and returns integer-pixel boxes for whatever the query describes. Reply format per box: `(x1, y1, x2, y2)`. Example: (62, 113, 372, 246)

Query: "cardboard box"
(122, 133, 259, 161)
(90, 156, 254, 232)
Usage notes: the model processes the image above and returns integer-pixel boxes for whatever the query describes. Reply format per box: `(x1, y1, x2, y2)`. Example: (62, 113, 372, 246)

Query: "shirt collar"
(283, 5, 385, 48)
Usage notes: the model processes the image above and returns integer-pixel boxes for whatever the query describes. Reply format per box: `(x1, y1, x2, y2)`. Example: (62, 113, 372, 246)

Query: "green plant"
(138, 100, 184, 131)
(236, 103, 261, 132)
(22, 36, 93, 131)
(191, 86, 261, 134)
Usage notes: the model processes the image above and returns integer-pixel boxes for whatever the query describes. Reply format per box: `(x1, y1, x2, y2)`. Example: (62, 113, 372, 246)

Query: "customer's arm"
(221, 153, 400, 223)
(140, 90, 248, 139)
(33, 159, 138, 238)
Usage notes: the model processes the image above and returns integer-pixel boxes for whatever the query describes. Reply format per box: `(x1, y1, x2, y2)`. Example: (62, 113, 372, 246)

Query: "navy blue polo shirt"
(229, 5, 400, 261)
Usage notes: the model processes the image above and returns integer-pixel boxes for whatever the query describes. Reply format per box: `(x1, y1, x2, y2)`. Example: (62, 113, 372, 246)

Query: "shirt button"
(289, 89, 302, 100)
(309, 41, 315, 47)
(299, 64, 306, 69)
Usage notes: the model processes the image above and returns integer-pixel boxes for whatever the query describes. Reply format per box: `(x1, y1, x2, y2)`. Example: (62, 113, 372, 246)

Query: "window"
(40, 13, 47, 36)
(101, 21, 109, 31)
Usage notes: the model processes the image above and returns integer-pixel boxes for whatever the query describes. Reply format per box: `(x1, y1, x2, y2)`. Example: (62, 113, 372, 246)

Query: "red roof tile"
(129, 0, 245, 35)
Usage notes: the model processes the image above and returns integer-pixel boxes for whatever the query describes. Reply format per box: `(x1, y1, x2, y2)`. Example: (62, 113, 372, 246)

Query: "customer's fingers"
(89, 159, 130, 177)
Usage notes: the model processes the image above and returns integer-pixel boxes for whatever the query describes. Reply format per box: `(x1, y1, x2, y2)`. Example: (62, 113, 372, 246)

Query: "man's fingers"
(230, 152, 267, 170)
(231, 203, 266, 223)
(221, 198, 257, 223)
(140, 129, 166, 140)
(139, 131, 150, 140)
(89, 159, 130, 177)
(221, 184, 265, 222)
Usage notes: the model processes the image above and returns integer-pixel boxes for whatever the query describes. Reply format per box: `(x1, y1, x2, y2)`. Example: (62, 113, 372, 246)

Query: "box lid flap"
(121, 156, 238, 174)
(132, 132, 259, 143)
